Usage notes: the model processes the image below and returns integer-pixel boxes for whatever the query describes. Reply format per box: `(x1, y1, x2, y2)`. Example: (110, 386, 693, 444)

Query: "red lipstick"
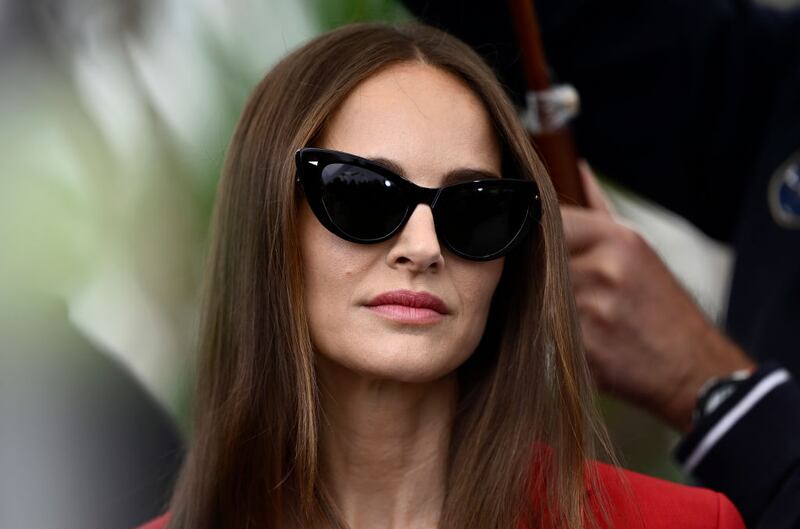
(364, 290, 450, 325)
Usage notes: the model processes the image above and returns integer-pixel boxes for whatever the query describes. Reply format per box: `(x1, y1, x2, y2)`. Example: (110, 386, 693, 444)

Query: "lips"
(364, 290, 450, 324)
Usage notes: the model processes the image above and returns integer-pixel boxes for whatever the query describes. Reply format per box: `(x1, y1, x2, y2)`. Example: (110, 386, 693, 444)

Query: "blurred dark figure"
(403, 1, 800, 527)
(0, 293, 183, 529)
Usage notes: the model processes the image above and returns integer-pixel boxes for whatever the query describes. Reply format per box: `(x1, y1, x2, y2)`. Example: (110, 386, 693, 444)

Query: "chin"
(363, 362, 457, 385)
(319, 339, 472, 385)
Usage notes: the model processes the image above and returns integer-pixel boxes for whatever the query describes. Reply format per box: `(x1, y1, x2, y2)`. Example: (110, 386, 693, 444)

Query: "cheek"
(299, 200, 362, 281)
(445, 257, 505, 361)
(298, 204, 373, 353)
(455, 258, 505, 320)
(302, 235, 355, 297)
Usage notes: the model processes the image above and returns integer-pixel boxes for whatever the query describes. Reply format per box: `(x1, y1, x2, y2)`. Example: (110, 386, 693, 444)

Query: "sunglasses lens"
(437, 184, 531, 259)
(320, 163, 408, 241)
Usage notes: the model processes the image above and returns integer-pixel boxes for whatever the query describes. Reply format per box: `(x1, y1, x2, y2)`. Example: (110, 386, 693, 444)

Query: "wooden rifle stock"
(508, 0, 587, 207)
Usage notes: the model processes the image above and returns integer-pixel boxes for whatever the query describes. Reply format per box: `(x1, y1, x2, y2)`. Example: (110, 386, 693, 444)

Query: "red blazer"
(139, 462, 744, 529)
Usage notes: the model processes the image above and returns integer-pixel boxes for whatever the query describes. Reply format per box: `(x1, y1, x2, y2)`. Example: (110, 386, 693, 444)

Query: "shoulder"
(137, 513, 169, 529)
(588, 462, 744, 529)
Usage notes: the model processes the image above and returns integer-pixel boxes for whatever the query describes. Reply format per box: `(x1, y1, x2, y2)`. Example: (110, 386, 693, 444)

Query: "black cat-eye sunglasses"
(295, 148, 541, 261)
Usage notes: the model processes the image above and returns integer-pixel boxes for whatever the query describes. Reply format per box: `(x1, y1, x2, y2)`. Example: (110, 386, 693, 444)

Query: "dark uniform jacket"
(402, 1, 800, 527)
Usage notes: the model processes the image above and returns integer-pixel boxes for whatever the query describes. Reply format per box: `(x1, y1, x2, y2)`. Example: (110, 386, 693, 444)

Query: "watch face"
(701, 383, 738, 416)
(694, 369, 753, 423)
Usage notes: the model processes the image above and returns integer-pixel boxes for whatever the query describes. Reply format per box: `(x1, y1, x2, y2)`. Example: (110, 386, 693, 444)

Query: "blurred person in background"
(140, 22, 744, 529)
(402, 0, 800, 527)
(1, 1, 188, 528)
(0, 296, 183, 529)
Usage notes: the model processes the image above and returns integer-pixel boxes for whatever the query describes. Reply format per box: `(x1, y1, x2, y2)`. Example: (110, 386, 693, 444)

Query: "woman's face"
(300, 62, 504, 383)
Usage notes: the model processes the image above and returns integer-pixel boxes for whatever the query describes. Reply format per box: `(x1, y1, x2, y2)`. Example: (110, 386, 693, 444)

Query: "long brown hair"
(167, 22, 612, 529)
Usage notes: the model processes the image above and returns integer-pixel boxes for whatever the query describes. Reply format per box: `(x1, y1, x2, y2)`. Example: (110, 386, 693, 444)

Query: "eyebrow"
(371, 157, 501, 186)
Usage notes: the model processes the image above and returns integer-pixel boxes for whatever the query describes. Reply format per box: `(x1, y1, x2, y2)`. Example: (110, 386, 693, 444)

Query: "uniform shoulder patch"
(769, 150, 800, 229)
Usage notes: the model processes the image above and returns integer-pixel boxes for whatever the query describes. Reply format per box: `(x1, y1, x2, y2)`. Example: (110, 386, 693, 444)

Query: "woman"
(140, 23, 743, 529)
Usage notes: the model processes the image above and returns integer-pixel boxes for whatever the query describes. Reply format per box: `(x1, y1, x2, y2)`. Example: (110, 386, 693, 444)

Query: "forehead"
(318, 62, 501, 187)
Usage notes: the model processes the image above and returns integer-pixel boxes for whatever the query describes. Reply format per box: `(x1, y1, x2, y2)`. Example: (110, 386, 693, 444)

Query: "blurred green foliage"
(308, 0, 411, 29)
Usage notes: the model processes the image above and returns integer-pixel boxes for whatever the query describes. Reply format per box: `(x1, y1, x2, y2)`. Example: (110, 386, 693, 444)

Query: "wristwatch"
(692, 368, 754, 424)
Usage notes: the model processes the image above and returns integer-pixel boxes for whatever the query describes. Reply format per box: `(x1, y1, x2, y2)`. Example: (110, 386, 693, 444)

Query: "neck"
(317, 358, 456, 529)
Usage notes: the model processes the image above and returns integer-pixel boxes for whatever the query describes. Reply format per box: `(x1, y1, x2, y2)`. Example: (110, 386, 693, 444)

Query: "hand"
(561, 162, 755, 433)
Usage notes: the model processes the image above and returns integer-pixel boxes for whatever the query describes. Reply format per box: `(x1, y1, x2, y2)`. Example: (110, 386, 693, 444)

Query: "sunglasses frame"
(295, 147, 542, 261)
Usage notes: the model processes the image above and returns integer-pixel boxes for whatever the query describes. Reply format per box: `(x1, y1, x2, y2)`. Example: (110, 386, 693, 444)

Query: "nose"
(386, 204, 444, 272)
